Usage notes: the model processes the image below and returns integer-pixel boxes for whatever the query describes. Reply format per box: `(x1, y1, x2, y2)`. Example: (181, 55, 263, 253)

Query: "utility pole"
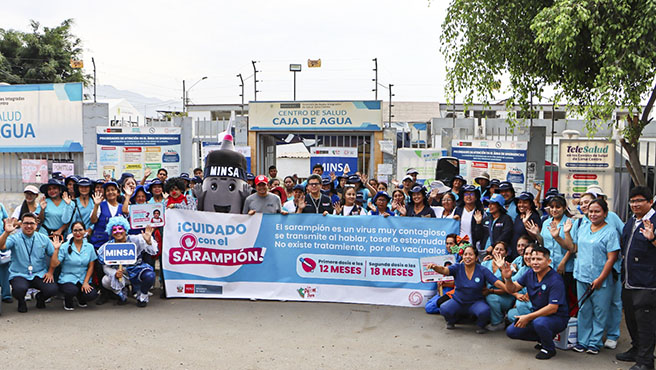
(237, 74, 244, 116)
(252, 61, 260, 101)
(372, 58, 378, 100)
(91, 57, 97, 103)
(388, 83, 394, 128)
(182, 79, 186, 113)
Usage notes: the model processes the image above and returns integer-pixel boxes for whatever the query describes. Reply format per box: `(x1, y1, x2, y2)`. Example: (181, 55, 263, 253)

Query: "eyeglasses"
(307, 182, 321, 186)
(464, 192, 476, 197)
(111, 226, 125, 233)
(72, 229, 85, 233)
(629, 198, 648, 204)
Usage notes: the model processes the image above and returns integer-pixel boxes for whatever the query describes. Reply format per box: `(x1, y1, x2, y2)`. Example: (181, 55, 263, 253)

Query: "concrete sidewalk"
(0, 294, 629, 370)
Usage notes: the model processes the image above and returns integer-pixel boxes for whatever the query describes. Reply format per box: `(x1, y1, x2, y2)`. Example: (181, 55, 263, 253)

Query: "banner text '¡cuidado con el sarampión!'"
(177, 222, 247, 235)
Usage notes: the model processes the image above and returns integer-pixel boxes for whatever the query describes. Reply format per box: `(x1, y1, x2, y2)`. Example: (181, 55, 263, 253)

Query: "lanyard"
(21, 234, 35, 268)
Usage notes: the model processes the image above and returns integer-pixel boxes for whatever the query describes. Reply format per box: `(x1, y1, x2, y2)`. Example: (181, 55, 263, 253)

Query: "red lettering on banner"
(169, 247, 265, 266)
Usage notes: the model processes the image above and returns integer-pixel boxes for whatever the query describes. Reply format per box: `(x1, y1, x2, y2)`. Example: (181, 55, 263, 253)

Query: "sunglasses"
(111, 226, 125, 233)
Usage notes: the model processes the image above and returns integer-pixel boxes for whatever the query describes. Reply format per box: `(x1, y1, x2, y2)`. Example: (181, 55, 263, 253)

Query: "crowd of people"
(1, 164, 656, 368)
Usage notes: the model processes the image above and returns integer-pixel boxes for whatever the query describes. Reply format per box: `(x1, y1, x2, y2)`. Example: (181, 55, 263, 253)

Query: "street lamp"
(182, 76, 208, 112)
(290, 64, 301, 101)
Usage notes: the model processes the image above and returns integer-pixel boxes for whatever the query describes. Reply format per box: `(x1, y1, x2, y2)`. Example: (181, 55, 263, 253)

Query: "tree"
(0, 19, 88, 85)
(441, 0, 656, 186)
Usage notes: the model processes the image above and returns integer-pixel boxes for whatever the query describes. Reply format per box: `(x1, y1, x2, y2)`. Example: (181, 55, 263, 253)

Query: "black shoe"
(96, 293, 109, 305)
(534, 343, 543, 350)
(616, 348, 638, 362)
(536, 348, 556, 360)
(17, 299, 27, 313)
(446, 323, 455, 330)
(629, 365, 654, 370)
(475, 327, 488, 334)
(35, 293, 46, 309)
(2, 298, 13, 303)
(136, 300, 147, 308)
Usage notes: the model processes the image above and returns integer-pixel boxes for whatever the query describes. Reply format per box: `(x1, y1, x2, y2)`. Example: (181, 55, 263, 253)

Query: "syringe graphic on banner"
(299, 257, 316, 272)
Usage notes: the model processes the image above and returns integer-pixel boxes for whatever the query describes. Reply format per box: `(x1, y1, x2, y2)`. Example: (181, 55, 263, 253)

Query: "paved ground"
(0, 292, 632, 370)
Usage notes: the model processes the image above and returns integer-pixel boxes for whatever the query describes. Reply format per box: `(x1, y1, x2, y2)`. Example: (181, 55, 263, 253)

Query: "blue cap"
(347, 175, 361, 184)
(372, 191, 391, 203)
(409, 185, 426, 194)
(517, 191, 534, 201)
(246, 173, 256, 181)
(293, 184, 305, 192)
(488, 193, 506, 207)
(77, 177, 93, 187)
(102, 181, 119, 190)
(498, 181, 514, 191)
(39, 178, 66, 195)
(462, 184, 477, 193)
(321, 177, 331, 185)
(130, 185, 153, 203)
(180, 172, 191, 180)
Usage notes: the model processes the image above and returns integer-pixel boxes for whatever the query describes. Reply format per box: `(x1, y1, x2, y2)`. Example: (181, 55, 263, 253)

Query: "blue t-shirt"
(448, 263, 499, 304)
(573, 222, 620, 287)
(57, 240, 98, 284)
(4, 232, 55, 280)
(516, 268, 568, 318)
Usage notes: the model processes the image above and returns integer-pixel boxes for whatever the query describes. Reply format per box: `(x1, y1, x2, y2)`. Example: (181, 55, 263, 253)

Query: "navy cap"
(102, 181, 119, 190)
(498, 181, 514, 191)
(462, 184, 477, 193)
(77, 177, 93, 187)
(372, 191, 391, 203)
(130, 185, 153, 203)
(409, 185, 426, 194)
(293, 184, 305, 192)
(321, 177, 331, 185)
(355, 193, 364, 202)
(65, 175, 79, 184)
(95, 178, 106, 184)
(180, 172, 191, 180)
(192, 176, 203, 183)
(517, 191, 535, 201)
(39, 179, 66, 195)
(118, 173, 134, 186)
(246, 173, 256, 181)
(51, 172, 65, 181)
(347, 175, 362, 184)
(489, 179, 501, 187)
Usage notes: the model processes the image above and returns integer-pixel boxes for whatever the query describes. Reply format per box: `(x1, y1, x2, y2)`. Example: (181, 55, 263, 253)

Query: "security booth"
(247, 101, 384, 178)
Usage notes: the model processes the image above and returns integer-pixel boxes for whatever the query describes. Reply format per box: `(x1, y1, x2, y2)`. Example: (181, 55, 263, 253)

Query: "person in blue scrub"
(568, 198, 619, 354)
(501, 245, 570, 360)
(50, 221, 98, 310)
(525, 195, 576, 304)
(507, 243, 535, 321)
(481, 241, 516, 331)
(0, 213, 59, 313)
(37, 178, 69, 239)
(450, 175, 466, 202)
(427, 244, 509, 333)
(0, 202, 10, 309)
(498, 181, 519, 221)
(62, 177, 96, 237)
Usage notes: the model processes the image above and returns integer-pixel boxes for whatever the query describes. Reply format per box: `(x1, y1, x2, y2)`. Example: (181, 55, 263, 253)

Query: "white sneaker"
(604, 339, 617, 349)
(485, 322, 506, 332)
(63, 302, 74, 311)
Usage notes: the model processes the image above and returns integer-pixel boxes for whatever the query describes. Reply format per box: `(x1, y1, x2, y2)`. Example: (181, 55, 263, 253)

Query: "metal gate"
(0, 152, 84, 192)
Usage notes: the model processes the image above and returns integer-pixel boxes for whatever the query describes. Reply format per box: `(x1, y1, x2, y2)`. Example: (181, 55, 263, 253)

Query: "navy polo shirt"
(516, 268, 568, 318)
(448, 263, 499, 305)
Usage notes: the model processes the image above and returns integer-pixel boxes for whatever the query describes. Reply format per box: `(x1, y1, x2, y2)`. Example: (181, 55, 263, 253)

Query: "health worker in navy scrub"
(427, 244, 508, 333)
(500, 245, 570, 360)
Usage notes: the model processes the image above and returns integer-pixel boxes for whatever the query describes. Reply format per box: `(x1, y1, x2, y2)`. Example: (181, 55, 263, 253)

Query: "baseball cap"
(254, 175, 269, 186)
(24, 185, 39, 194)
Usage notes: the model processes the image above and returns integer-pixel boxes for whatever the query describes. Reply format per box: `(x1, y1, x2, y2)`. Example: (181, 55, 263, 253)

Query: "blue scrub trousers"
(576, 278, 614, 350)
(0, 263, 11, 300)
(506, 315, 569, 351)
(440, 298, 491, 328)
(485, 293, 515, 325)
(605, 277, 622, 341)
(507, 300, 532, 322)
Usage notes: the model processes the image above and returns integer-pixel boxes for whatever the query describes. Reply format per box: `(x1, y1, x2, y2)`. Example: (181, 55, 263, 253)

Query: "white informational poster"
(52, 162, 75, 178)
(0, 83, 83, 153)
(396, 148, 446, 182)
(558, 139, 615, 209)
(129, 203, 165, 229)
(21, 159, 48, 183)
(419, 255, 456, 283)
(96, 127, 181, 179)
(452, 140, 529, 192)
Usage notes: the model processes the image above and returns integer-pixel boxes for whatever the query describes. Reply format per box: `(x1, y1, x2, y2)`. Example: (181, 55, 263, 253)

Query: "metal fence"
(0, 152, 84, 192)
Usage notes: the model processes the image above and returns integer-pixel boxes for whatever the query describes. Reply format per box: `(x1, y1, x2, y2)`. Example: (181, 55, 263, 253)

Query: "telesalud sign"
(248, 101, 382, 131)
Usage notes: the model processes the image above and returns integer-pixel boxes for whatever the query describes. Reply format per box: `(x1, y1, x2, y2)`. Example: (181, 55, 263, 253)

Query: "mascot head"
(196, 122, 250, 213)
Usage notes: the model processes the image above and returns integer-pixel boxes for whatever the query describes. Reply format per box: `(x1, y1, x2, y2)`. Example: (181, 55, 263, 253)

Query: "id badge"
(28, 265, 33, 276)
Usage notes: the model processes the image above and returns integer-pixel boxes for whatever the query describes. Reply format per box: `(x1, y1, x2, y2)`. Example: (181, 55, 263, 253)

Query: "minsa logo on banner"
(103, 243, 137, 266)
(129, 203, 165, 229)
(419, 256, 455, 283)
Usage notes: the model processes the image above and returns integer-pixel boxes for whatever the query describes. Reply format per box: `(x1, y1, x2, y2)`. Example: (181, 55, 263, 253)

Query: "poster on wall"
(163, 209, 459, 307)
(558, 139, 615, 209)
(52, 161, 74, 178)
(452, 140, 528, 192)
(96, 127, 181, 179)
(0, 83, 83, 153)
(201, 142, 251, 173)
(21, 159, 48, 183)
(309, 147, 358, 175)
(396, 148, 447, 182)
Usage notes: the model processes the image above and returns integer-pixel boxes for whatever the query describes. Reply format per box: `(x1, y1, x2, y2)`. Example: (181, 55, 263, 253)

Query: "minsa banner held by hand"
(163, 209, 458, 307)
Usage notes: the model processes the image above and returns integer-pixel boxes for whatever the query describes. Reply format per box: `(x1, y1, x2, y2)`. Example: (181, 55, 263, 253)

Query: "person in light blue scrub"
(50, 221, 98, 310)
(0, 202, 9, 310)
(62, 177, 96, 237)
(146, 179, 167, 206)
(482, 241, 516, 331)
(570, 198, 619, 354)
(507, 243, 535, 321)
(498, 181, 519, 221)
(525, 195, 576, 306)
(37, 178, 69, 238)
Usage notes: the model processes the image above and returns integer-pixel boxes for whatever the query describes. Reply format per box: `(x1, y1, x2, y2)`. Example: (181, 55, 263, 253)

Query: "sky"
(4, 0, 450, 108)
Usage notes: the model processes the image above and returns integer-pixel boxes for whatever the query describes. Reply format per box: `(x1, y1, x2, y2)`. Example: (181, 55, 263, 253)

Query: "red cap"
(254, 175, 269, 186)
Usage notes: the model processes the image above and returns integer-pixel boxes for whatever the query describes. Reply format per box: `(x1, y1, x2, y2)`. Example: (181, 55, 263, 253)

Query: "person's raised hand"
(144, 167, 152, 178)
(3, 218, 17, 234)
(640, 219, 655, 241)
(549, 221, 561, 239)
(333, 202, 342, 215)
(62, 192, 72, 205)
(92, 191, 104, 205)
(142, 225, 153, 244)
(248, 210, 256, 216)
(563, 218, 573, 234)
(39, 195, 48, 210)
(524, 219, 538, 236)
(52, 234, 63, 249)
(474, 210, 483, 224)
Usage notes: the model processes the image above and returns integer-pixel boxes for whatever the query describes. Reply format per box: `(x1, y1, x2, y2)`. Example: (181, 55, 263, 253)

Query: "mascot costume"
(195, 122, 250, 213)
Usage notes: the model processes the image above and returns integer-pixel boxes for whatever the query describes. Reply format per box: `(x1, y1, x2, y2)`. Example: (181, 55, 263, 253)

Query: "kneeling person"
(499, 245, 569, 360)
(98, 216, 158, 307)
